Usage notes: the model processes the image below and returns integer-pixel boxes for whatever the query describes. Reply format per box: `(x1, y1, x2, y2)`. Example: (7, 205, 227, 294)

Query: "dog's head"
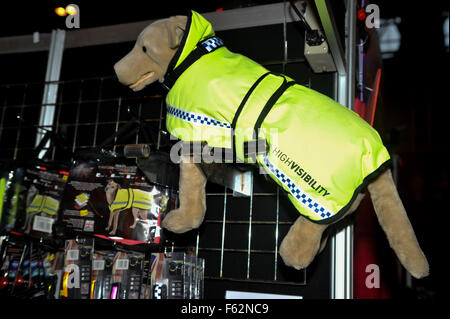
(105, 179, 120, 203)
(114, 16, 187, 91)
(105, 179, 120, 194)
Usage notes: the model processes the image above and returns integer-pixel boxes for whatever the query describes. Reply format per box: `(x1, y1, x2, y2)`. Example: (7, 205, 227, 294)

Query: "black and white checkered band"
(262, 155, 333, 220)
(167, 104, 232, 129)
(153, 283, 164, 299)
(199, 36, 224, 53)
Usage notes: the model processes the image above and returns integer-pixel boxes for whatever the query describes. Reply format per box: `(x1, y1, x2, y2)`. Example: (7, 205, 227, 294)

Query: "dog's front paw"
(162, 208, 201, 234)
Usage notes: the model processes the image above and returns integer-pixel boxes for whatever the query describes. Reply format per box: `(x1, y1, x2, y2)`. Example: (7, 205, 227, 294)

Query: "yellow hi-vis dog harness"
(26, 194, 60, 215)
(109, 189, 153, 212)
(162, 11, 391, 224)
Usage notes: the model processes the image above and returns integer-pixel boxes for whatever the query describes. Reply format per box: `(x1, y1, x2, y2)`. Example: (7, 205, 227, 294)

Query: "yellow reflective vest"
(109, 188, 153, 212)
(27, 194, 60, 216)
(164, 11, 391, 224)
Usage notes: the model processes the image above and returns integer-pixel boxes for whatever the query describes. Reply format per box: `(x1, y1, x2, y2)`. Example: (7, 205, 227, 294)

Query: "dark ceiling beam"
(0, 2, 299, 54)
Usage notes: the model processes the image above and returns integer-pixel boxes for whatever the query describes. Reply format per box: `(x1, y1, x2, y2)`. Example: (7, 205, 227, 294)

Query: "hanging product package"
(150, 252, 205, 299)
(0, 162, 20, 234)
(11, 243, 49, 299)
(0, 239, 27, 296)
(43, 250, 65, 299)
(110, 250, 145, 299)
(91, 250, 115, 299)
(0, 235, 65, 299)
(0, 160, 69, 238)
(61, 238, 94, 299)
(148, 252, 166, 299)
(59, 156, 177, 243)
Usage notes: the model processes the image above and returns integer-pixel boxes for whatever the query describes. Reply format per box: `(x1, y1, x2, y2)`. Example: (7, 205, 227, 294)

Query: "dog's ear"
(166, 16, 187, 49)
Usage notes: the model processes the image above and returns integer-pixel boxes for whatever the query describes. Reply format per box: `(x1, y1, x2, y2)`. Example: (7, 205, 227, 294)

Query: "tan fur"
(114, 16, 429, 279)
(280, 193, 365, 268)
(161, 155, 207, 233)
(368, 170, 429, 278)
(114, 16, 187, 91)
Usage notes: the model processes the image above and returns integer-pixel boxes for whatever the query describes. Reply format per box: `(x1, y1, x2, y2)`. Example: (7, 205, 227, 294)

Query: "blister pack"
(61, 238, 94, 299)
(60, 160, 176, 243)
(91, 250, 115, 299)
(1, 161, 69, 238)
(149, 252, 205, 299)
(110, 250, 145, 299)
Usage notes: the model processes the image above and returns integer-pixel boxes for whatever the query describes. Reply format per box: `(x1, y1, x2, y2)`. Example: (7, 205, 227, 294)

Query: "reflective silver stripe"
(167, 104, 231, 129)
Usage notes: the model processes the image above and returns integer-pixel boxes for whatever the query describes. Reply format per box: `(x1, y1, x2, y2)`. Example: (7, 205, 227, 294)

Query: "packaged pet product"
(0, 235, 65, 299)
(60, 160, 175, 243)
(0, 239, 27, 296)
(43, 250, 64, 299)
(11, 242, 49, 298)
(5, 161, 69, 238)
(140, 252, 152, 299)
(60, 238, 94, 299)
(148, 252, 166, 299)
(183, 254, 195, 299)
(195, 256, 205, 299)
(0, 166, 20, 234)
(91, 250, 115, 299)
(150, 252, 205, 299)
(110, 250, 144, 299)
(165, 251, 185, 299)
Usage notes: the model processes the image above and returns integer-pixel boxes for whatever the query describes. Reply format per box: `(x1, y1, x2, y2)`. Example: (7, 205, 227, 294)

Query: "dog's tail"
(367, 168, 429, 279)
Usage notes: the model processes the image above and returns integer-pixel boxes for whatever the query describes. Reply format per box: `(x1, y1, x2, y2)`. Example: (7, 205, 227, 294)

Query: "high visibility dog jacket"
(26, 194, 60, 215)
(163, 11, 391, 224)
(109, 189, 153, 212)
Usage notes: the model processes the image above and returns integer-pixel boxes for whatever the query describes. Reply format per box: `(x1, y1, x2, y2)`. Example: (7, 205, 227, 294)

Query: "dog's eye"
(142, 46, 147, 53)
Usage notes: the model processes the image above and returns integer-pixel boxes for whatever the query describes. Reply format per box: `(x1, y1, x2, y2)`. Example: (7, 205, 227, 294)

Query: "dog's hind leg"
(280, 191, 365, 268)
(317, 193, 365, 255)
(279, 216, 327, 270)
(368, 168, 429, 279)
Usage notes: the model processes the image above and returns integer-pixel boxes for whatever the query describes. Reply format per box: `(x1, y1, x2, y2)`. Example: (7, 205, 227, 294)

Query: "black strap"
(162, 36, 225, 90)
(230, 71, 272, 162)
(252, 80, 298, 141)
(231, 72, 296, 161)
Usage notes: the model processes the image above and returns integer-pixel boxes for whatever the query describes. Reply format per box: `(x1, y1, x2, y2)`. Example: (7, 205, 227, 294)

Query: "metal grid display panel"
(0, 21, 335, 298)
(0, 82, 45, 160)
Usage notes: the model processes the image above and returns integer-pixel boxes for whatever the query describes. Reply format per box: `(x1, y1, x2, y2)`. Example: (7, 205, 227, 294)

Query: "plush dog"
(105, 179, 152, 235)
(114, 11, 429, 278)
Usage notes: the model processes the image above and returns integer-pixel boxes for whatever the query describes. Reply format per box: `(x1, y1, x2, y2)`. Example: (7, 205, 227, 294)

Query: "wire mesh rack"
(0, 13, 339, 292)
(0, 68, 311, 287)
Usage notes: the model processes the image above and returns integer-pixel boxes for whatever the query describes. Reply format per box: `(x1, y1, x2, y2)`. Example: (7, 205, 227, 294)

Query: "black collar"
(162, 36, 225, 91)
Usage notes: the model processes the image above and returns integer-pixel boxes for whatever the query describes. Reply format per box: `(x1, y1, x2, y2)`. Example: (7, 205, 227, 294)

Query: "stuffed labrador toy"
(114, 11, 429, 278)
